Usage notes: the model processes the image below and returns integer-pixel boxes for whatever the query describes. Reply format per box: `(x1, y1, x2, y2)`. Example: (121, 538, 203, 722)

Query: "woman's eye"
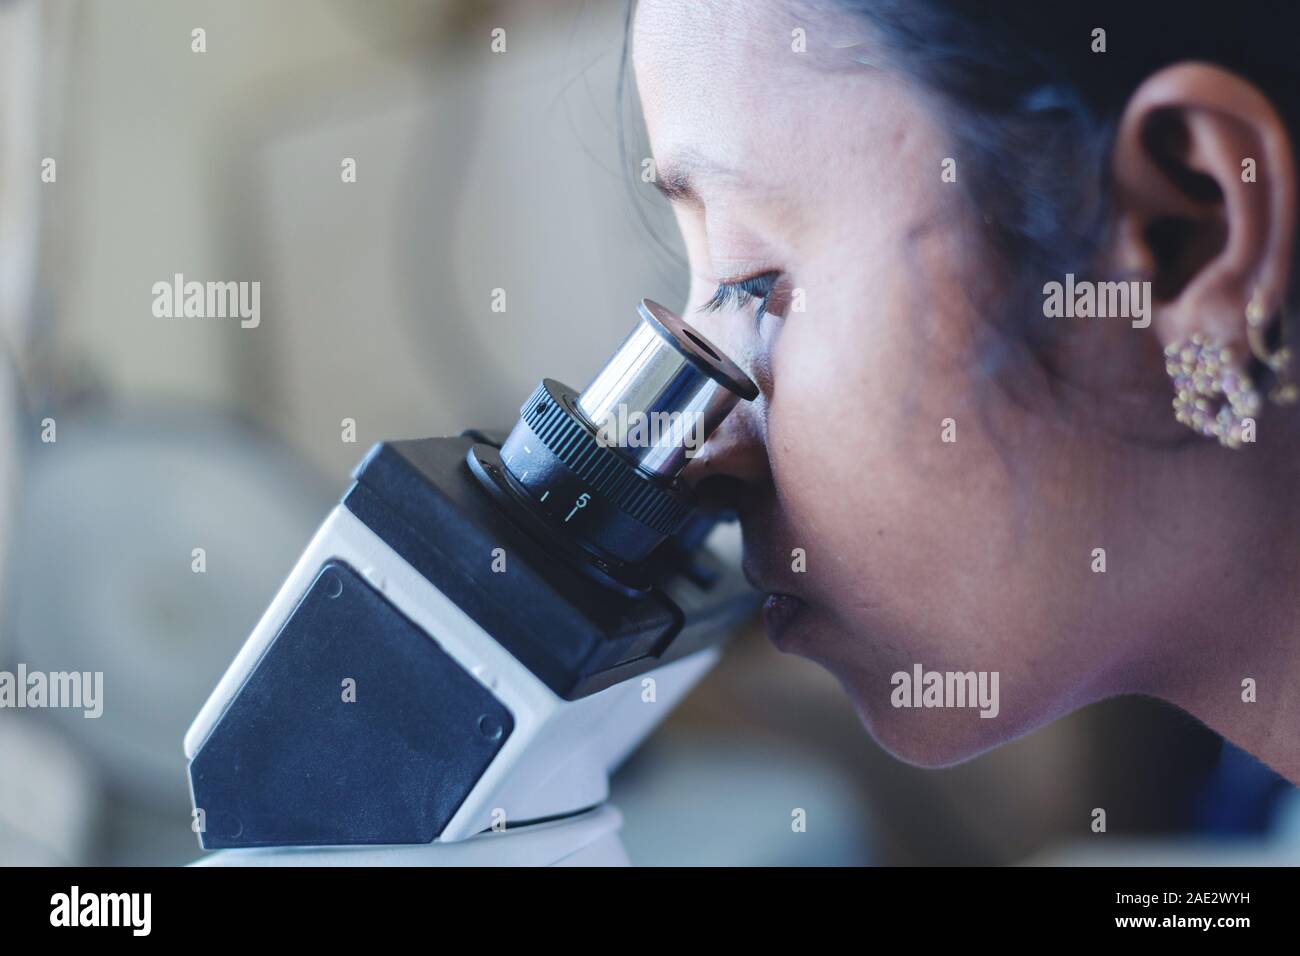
(699, 270, 783, 323)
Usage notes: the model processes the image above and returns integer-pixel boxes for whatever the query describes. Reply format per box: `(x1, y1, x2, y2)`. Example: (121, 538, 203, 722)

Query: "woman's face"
(633, 0, 1252, 765)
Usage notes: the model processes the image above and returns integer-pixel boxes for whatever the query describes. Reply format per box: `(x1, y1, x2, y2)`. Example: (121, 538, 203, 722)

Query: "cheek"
(758, 242, 1118, 766)
(763, 248, 1028, 652)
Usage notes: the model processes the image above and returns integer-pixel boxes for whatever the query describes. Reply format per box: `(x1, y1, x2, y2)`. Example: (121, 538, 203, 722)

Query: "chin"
(771, 609, 1031, 766)
(817, 649, 1020, 767)
(851, 694, 1016, 767)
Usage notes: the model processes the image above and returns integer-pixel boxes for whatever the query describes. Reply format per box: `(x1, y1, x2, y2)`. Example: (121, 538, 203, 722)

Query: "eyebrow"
(653, 165, 697, 204)
(651, 152, 741, 206)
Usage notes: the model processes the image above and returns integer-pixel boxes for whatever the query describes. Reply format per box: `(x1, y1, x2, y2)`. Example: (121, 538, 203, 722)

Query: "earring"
(1245, 288, 1298, 405)
(1164, 334, 1261, 449)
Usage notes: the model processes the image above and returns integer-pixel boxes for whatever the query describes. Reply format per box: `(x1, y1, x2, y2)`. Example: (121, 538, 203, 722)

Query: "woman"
(629, 0, 1300, 783)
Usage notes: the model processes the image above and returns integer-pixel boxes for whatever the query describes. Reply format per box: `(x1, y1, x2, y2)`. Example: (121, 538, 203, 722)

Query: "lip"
(760, 592, 808, 645)
(742, 558, 808, 646)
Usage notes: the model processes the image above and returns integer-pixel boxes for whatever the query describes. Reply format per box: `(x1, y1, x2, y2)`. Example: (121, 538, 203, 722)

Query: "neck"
(1178, 679, 1300, 787)
(1156, 536, 1300, 786)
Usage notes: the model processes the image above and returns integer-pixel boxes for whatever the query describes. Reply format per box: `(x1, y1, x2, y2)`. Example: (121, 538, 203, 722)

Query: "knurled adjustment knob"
(509, 380, 693, 537)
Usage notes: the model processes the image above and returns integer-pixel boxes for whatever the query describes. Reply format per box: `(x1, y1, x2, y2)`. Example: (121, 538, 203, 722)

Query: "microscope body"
(184, 300, 761, 864)
(184, 434, 752, 862)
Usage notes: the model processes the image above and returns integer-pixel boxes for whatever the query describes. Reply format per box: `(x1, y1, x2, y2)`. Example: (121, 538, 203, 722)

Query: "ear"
(1111, 63, 1296, 363)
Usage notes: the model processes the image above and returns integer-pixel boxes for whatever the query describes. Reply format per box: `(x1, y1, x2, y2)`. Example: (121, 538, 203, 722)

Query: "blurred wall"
(51, 0, 684, 475)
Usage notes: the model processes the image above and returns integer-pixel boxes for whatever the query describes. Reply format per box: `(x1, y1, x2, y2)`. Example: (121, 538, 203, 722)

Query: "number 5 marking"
(564, 492, 591, 522)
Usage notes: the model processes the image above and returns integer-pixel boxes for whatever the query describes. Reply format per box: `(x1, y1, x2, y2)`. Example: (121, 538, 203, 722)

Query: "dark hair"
(838, 0, 1300, 364)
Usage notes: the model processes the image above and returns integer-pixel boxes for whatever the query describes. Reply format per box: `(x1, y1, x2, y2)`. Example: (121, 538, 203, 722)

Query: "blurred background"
(0, 0, 1296, 866)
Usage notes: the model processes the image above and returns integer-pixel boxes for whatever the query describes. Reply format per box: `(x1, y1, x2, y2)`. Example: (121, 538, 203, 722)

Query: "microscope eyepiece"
(468, 299, 758, 586)
(578, 299, 757, 479)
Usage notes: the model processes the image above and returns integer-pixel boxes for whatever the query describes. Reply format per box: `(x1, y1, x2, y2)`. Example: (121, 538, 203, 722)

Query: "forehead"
(631, 0, 902, 202)
(633, 0, 822, 124)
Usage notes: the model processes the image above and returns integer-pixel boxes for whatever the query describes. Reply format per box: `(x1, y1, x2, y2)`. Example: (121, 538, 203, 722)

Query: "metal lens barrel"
(484, 298, 758, 572)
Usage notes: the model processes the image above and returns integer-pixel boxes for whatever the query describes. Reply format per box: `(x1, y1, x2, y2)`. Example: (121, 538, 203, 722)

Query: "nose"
(678, 307, 771, 503)
(682, 394, 769, 493)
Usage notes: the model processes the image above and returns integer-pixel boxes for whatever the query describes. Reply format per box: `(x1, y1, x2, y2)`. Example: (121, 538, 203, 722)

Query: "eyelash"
(699, 270, 782, 323)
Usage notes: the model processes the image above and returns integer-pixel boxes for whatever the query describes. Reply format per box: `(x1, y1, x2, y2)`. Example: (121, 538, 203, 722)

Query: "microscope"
(184, 299, 760, 865)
